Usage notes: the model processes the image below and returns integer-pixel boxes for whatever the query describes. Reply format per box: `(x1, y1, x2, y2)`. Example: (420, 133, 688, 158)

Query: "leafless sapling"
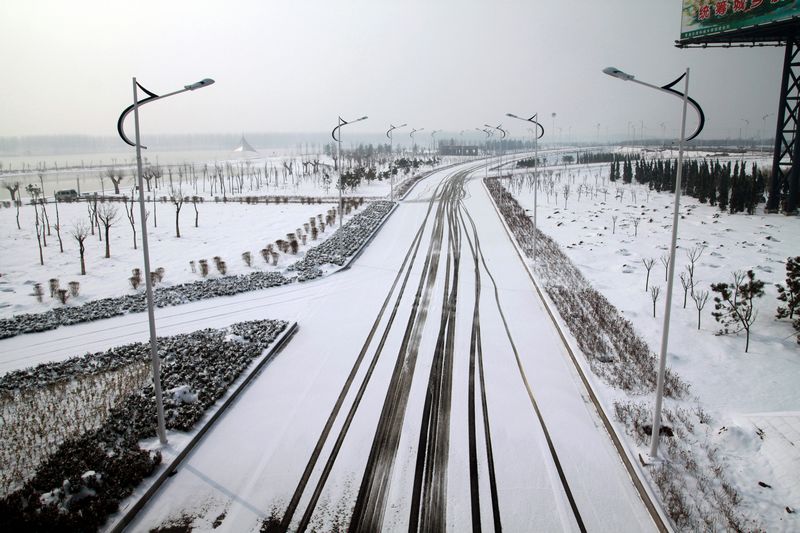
(192, 196, 199, 227)
(122, 190, 137, 249)
(691, 289, 709, 330)
(679, 271, 691, 309)
(26, 184, 44, 265)
(110, 169, 124, 194)
(660, 252, 671, 281)
(651, 285, 661, 317)
(169, 188, 185, 238)
(612, 215, 618, 234)
(631, 217, 640, 237)
(53, 195, 64, 252)
(96, 204, 119, 258)
(4, 181, 21, 229)
(642, 257, 655, 291)
(71, 221, 89, 275)
(562, 183, 570, 209)
(38, 173, 51, 238)
(685, 244, 704, 288)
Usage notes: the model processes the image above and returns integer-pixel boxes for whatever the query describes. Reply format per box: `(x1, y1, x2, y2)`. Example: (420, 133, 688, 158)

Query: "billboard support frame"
(768, 35, 800, 213)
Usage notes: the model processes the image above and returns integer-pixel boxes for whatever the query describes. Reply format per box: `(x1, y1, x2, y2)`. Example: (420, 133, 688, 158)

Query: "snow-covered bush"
(0, 319, 288, 531)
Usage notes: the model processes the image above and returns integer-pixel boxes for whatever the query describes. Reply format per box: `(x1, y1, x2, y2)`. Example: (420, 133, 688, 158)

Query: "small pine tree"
(776, 256, 800, 320)
(711, 270, 765, 353)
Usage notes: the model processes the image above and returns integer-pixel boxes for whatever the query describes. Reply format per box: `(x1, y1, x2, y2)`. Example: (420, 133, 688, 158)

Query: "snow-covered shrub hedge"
(289, 200, 394, 281)
(0, 319, 287, 531)
(0, 272, 292, 340)
(0, 201, 394, 340)
(485, 178, 687, 397)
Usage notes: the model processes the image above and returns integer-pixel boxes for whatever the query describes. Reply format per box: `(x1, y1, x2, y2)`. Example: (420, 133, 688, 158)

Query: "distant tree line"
(578, 151, 639, 165)
(610, 157, 766, 214)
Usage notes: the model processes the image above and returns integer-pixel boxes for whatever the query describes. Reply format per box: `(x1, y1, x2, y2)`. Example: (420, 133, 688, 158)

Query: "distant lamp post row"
(332, 115, 368, 227)
(386, 123, 407, 200)
(117, 77, 215, 445)
(603, 66, 704, 458)
(506, 112, 544, 263)
(484, 123, 507, 175)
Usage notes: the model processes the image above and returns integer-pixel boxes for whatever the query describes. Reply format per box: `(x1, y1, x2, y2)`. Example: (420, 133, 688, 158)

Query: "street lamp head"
(506, 113, 520, 119)
(185, 78, 215, 90)
(603, 67, 634, 81)
(356, 115, 368, 122)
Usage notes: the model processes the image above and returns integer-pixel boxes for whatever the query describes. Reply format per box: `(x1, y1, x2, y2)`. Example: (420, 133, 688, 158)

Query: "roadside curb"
(108, 321, 299, 533)
(479, 176, 673, 533)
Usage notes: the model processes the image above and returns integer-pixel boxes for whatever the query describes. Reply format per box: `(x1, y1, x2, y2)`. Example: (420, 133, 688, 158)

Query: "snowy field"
(0, 200, 349, 318)
(503, 156, 800, 529)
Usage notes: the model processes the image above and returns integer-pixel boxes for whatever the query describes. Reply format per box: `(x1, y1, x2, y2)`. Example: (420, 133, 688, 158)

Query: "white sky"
(0, 0, 784, 141)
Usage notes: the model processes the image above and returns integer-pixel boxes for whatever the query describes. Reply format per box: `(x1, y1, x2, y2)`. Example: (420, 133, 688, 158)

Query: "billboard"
(680, 0, 800, 40)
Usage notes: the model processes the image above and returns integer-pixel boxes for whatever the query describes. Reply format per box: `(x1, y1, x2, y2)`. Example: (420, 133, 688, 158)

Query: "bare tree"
(650, 285, 661, 317)
(691, 289, 709, 330)
(192, 196, 200, 227)
(679, 271, 691, 309)
(109, 168, 124, 194)
(660, 252, 671, 281)
(26, 184, 44, 265)
(170, 187, 184, 238)
(611, 214, 618, 234)
(96, 204, 119, 258)
(631, 217, 640, 237)
(4, 181, 21, 229)
(562, 183, 570, 209)
(642, 257, 655, 291)
(685, 244, 705, 288)
(53, 195, 64, 253)
(38, 174, 51, 238)
(71, 221, 89, 275)
(3, 181, 20, 203)
(122, 190, 137, 249)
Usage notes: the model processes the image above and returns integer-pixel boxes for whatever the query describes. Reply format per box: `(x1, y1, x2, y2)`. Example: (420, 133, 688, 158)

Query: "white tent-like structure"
(231, 135, 259, 158)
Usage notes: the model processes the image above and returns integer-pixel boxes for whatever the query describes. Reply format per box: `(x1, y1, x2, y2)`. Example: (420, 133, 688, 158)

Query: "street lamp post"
(117, 76, 215, 445)
(477, 127, 493, 178)
(409, 127, 424, 157)
(507, 112, 545, 263)
(386, 123, 407, 201)
(603, 66, 704, 458)
(485, 124, 507, 176)
(332, 115, 368, 227)
(430, 129, 442, 157)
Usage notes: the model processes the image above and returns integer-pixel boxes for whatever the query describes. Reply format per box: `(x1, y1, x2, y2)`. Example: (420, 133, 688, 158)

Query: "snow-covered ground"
(503, 156, 800, 529)
(0, 200, 346, 318)
(1, 149, 797, 530)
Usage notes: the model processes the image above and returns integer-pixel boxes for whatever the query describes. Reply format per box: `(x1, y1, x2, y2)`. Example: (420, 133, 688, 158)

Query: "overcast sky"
(0, 0, 785, 142)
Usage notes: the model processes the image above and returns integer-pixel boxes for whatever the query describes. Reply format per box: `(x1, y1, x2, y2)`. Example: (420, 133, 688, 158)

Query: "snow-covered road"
(4, 161, 660, 531)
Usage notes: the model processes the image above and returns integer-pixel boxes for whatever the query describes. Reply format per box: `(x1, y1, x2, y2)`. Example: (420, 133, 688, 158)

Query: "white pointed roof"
(232, 135, 258, 154)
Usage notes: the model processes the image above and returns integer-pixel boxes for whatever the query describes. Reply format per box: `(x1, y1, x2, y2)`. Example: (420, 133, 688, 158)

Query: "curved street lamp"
(430, 129, 442, 156)
(117, 77, 215, 445)
(485, 123, 507, 176)
(332, 115, 368, 227)
(477, 127, 493, 178)
(604, 66, 705, 459)
(409, 127, 424, 155)
(386, 123, 406, 200)
(507, 112, 545, 262)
